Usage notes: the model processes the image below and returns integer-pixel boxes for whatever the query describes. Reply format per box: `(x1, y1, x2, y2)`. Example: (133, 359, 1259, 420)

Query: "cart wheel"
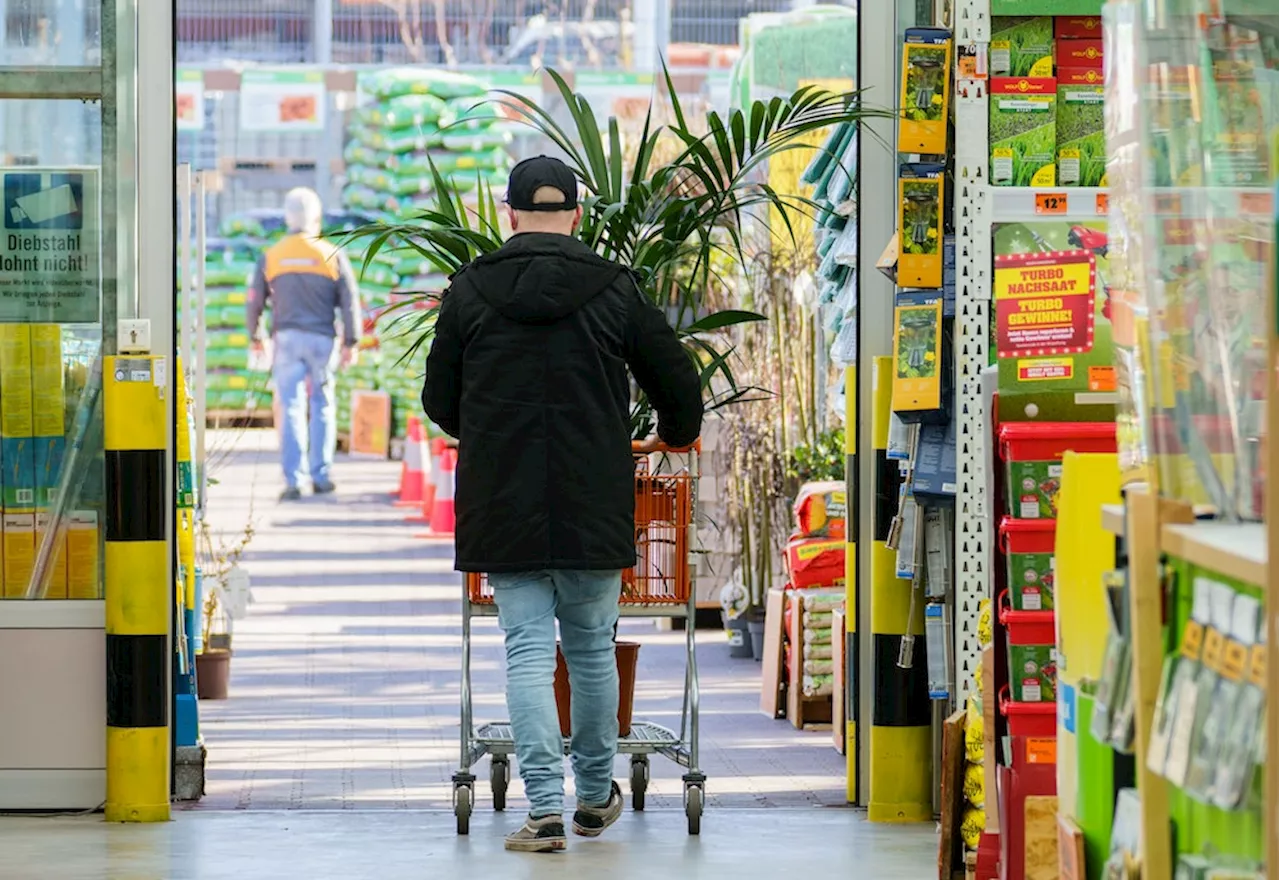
(684, 784, 703, 836)
(630, 757, 649, 812)
(490, 758, 509, 812)
(454, 783, 473, 835)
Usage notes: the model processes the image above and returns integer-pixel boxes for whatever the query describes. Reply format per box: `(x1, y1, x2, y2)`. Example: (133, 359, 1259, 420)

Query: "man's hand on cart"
(632, 436, 664, 454)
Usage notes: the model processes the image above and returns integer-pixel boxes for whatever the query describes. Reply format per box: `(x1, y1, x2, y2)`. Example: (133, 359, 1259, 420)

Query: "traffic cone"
(395, 417, 426, 507)
(427, 447, 456, 536)
(407, 437, 445, 525)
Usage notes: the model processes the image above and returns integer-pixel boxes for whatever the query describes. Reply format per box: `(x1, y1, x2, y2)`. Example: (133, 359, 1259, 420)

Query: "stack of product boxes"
(989, 16, 1107, 188)
(0, 324, 97, 601)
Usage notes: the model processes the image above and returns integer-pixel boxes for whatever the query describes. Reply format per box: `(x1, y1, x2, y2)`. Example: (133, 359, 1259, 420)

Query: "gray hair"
(283, 187, 323, 234)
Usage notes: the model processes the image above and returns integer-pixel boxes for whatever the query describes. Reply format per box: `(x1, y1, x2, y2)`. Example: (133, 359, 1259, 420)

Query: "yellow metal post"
(867, 355, 931, 823)
(844, 365, 858, 802)
(103, 354, 171, 823)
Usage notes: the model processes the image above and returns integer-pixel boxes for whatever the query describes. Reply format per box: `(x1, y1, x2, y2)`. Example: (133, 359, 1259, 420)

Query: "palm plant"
(342, 66, 887, 438)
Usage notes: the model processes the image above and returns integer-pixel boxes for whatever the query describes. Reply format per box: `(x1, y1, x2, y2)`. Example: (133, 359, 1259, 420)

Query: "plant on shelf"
(342, 65, 890, 438)
(787, 428, 846, 486)
(193, 505, 256, 700)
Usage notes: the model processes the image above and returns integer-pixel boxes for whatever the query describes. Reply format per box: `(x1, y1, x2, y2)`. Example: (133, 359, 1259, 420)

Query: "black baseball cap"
(504, 155, 579, 212)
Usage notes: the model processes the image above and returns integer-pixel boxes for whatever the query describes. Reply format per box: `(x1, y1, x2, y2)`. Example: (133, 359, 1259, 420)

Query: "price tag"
(1035, 192, 1069, 215)
(1095, 192, 1108, 215)
(1026, 737, 1057, 764)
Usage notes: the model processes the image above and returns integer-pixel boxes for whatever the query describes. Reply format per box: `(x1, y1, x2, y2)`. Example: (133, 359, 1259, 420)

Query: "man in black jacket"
(423, 156, 702, 853)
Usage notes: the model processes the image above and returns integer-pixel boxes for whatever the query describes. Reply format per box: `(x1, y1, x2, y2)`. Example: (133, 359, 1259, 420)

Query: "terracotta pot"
(553, 641, 640, 738)
(195, 649, 232, 700)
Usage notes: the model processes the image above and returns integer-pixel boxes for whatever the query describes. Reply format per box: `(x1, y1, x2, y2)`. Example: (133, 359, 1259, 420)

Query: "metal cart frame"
(452, 446, 705, 835)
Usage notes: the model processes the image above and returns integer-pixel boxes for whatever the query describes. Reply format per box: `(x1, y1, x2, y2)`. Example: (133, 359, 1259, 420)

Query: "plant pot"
(748, 614, 767, 662)
(195, 649, 232, 700)
(553, 641, 640, 738)
(725, 614, 753, 658)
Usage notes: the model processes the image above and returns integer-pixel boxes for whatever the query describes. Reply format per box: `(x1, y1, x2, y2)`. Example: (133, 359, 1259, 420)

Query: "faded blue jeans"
(273, 328, 338, 490)
(490, 570, 623, 818)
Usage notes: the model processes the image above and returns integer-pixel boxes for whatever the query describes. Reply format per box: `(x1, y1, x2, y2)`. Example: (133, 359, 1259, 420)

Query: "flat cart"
(452, 441, 705, 835)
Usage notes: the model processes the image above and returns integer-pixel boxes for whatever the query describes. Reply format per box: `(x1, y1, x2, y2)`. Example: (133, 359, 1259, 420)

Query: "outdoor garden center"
(0, 2, 1275, 879)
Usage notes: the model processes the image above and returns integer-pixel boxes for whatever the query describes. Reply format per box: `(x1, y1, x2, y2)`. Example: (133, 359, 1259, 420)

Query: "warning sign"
(0, 168, 99, 323)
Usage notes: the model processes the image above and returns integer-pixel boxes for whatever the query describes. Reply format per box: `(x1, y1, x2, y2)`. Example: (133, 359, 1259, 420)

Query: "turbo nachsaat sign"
(993, 249, 1096, 370)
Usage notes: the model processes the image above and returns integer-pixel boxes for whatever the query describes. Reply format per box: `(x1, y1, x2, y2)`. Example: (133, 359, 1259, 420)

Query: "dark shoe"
(313, 480, 336, 495)
(504, 814, 567, 853)
(572, 781, 623, 838)
(279, 487, 302, 502)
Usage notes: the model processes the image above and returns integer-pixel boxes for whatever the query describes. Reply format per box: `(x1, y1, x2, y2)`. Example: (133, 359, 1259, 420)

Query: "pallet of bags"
(783, 586, 844, 728)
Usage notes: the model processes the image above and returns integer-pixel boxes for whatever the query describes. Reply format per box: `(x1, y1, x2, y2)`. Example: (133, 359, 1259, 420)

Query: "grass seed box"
(1057, 68, 1107, 187)
(990, 17, 1054, 78)
(990, 77, 1058, 187)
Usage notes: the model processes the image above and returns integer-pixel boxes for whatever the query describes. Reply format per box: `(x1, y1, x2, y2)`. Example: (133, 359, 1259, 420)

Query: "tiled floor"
(194, 429, 852, 812)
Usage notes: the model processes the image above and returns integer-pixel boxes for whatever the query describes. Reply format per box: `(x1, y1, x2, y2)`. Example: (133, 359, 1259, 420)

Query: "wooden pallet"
(205, 409, 274, 429)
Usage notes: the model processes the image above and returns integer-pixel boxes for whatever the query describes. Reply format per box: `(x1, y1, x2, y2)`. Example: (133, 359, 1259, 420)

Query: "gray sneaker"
(572, 781, 623, 837)
(504, 814, 567, 853)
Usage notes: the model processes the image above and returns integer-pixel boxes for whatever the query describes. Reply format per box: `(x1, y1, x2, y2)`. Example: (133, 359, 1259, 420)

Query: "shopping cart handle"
(632, 438, 702, 454)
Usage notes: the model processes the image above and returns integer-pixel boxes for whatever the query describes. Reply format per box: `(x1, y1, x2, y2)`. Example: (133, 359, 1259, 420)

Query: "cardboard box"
(990, 17, 1054, 78)
(35, 511, 68, 599)
(3, 512, 34, 598)
(898, 28, 952, 155)
(1057, 68, 1107, 187)
(1057, 39, 1104, 70)
(66, 510, 100, 599)
(990, 77, 1058, 187)
(1054, 16, 1102, 40)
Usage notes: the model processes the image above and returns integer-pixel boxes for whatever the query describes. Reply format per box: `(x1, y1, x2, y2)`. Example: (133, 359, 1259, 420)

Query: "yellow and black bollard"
(842, 365, 859, 802)
(104, 353, 171, 823)
(867, 355, 931, 823)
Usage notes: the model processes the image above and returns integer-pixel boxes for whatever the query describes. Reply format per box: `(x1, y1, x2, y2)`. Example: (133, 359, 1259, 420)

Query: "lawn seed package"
(990, 77, 1058, 187)
(990, 17, 1054, 78)
(1057, 68, 1107, 187)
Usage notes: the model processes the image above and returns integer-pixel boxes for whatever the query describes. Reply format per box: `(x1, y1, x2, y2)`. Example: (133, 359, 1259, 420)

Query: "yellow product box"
(35, 512, 68, 600)
(898, 28, 952, 156)
(31, 324, 65, 509)
(3, 512, 34, 599)
(898, 164, 946, 288)
(66, 510, 100, 600)
(891, 290, 945, 418)
(0, 324, 35, 511)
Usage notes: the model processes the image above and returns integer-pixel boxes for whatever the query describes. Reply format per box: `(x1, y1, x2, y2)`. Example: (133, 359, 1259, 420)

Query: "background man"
(247, 187, 361, 501)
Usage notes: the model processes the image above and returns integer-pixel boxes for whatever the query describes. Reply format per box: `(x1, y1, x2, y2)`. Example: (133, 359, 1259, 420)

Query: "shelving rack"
(951, 0, 1112, 703)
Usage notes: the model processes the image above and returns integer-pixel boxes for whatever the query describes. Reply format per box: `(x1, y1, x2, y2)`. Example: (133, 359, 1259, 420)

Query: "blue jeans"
(490, 570, 623, 818)
(273, 328, 338, 490)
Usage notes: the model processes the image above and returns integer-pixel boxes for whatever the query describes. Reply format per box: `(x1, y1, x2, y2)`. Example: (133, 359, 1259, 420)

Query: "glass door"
(0, 0, 172, 811)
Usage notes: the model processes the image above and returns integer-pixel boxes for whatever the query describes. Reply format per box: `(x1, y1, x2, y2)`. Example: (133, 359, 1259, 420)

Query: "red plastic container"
(999, 422, 1116, 519)
(999, 517, 1056, 611)
(998, 589, 1056, 644)
(999, 684, 1057, 737)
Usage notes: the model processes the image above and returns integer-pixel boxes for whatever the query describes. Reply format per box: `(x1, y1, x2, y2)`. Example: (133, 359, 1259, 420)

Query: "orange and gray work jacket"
(247, 233, 361, 348)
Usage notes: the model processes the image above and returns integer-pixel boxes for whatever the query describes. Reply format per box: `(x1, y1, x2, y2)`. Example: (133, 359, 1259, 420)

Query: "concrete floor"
(0, 810, 939, 880)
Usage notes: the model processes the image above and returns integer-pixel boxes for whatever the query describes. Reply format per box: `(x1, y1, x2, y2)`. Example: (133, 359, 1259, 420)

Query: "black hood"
(456, 232, 624, 325)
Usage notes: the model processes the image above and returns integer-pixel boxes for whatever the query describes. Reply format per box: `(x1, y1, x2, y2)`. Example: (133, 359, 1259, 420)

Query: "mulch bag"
(442, 97, 502, 130)
(349, 165, 435, 198)
(356, 94, 447, 131)
(343, 184, 402, 215)
(441, 129, 513, 152)
(803, 673, 834, 697)
(205, 261, 256, 288)
(803, 643, 833, 660)
(794, 481, 847, 539)
(351, 123, 443, 155)
(786, 537, 845, 590)
(360, 67, 488, 101)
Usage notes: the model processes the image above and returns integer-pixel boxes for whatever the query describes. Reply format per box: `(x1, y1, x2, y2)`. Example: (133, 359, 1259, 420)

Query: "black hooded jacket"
(422, 232, 704, 573)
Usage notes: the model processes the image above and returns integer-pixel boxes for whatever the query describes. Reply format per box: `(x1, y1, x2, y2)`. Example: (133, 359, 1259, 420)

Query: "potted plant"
(342, 64, 886, 727)
(194, 515, 255, 700)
